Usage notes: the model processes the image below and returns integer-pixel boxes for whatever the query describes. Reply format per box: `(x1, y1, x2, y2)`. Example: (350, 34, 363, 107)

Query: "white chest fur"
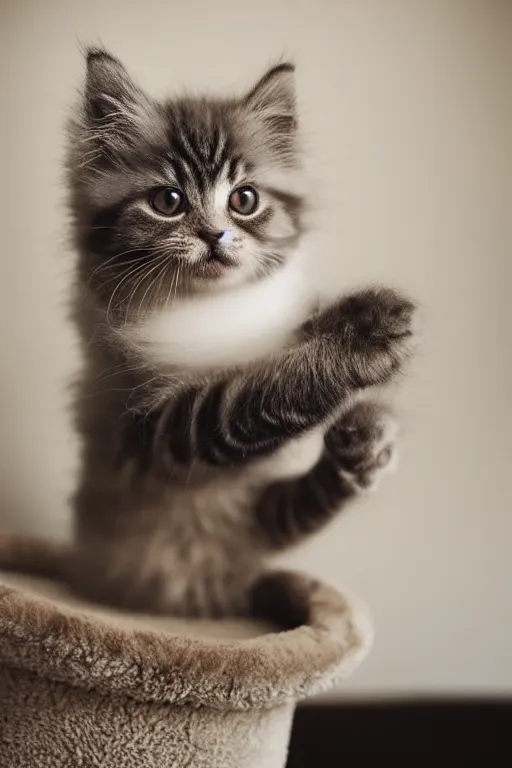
(120, 255, 315, 371)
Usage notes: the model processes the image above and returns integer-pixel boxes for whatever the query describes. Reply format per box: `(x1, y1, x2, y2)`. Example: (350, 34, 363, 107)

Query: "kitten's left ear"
(244, 62, 297, 131)
(241, 63, 298, 164)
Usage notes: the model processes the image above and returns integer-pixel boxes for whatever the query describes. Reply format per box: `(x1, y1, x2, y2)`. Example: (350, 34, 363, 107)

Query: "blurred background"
(0, 0, 510, 708)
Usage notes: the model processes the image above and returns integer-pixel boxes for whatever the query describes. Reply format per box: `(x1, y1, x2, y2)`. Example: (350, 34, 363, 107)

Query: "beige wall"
(0, 0, 510, 698)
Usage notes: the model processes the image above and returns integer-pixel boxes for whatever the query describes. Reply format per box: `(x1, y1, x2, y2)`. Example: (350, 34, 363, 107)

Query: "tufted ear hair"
(77, 47, 164, 166)
(242, 62, 298, 165)
(84, 48, 145, 122)
(245, 62, 296, 120)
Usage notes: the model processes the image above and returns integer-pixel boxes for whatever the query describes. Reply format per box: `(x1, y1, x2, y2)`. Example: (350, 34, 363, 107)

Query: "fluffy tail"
(0, 532, 68, 581)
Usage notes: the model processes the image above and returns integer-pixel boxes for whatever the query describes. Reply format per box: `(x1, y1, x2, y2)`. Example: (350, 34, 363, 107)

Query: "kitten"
(0, 49, 416, 621)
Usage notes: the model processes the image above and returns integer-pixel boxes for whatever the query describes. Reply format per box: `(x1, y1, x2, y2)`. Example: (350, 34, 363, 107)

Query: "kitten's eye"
(229, 186, 259, 216)
(150, 187, 186, 217)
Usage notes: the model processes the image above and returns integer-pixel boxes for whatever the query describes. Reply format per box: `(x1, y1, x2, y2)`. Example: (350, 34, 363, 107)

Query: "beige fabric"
(0, 570, 372, 767)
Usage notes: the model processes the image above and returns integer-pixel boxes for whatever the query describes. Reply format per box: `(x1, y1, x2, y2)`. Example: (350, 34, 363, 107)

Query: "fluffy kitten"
(0, 50, 416, 621)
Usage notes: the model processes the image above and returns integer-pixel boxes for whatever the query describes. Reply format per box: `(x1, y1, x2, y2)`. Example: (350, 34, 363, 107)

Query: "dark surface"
(286, 701, 512, 762)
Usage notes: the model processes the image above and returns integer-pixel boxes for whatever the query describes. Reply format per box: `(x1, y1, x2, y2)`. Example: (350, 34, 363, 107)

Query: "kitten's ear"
(77, 47, 164, 165)
(242, 63, 298, 163)
(84, 48, 144, 124)
(244, 63, 296, 123)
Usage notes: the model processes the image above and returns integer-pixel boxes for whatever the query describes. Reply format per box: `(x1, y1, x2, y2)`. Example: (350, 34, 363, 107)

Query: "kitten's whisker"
(106, 261, 155, 324)
(165, 265, 178, 306)
(100, 262, 151, 300)
(152, 260, 170, 308)
(93, 256, 154, 289)
(174, 263, 182, 300)
(89, 259, 144, 286)
(121, 253, 169, 323)
(89, 248, 150, 281)
(135, 256, 171, 319)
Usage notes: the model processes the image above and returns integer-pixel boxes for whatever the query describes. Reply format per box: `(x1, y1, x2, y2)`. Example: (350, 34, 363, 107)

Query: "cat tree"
(0, 568, 371, 767)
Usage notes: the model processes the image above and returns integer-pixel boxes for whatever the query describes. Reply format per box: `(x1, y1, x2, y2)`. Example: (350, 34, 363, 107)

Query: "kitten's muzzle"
(205, 245, 236, 267)
(197, 228, 236, 268)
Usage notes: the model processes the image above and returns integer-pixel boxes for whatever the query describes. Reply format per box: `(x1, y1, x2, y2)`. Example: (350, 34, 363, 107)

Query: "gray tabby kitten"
(0, 50, 416, 622)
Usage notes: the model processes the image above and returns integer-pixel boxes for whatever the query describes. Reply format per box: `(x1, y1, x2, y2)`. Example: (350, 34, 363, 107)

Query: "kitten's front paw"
(326, 400, 399, 492)
(330, 287, 417, 387)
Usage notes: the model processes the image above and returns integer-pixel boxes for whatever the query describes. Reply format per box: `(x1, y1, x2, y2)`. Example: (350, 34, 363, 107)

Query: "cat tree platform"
(0, 568, 372, 767)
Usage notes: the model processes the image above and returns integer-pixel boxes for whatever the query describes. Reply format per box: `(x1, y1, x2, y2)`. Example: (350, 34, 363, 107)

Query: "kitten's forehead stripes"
(166, 106, 240, 192)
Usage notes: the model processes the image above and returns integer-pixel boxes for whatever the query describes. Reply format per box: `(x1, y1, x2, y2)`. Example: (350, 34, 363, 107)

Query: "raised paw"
(325, 399, 399, 492)
(346, 287, 417, 385)
(319, 287, 417, 388)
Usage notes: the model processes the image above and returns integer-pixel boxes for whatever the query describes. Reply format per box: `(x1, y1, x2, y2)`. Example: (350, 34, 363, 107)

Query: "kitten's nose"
(198, 228, 225, 245)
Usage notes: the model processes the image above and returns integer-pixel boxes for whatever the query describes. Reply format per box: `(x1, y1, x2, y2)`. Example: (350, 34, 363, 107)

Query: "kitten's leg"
(253, 399, 398, 550)
(161, 288, 415, 466)
(249, 569, 365, 631)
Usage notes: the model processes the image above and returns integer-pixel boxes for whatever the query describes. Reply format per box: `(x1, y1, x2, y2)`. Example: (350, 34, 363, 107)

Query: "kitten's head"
(69, 48, 305, 319)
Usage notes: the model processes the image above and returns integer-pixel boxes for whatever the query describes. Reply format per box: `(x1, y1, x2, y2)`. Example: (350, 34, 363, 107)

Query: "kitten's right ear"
(84, 47, 142, 124)
(242, 62, 298, 165)
(76, 47, 165, 169)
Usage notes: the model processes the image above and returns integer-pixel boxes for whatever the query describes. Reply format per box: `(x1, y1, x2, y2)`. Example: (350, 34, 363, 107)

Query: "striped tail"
(0, 532, 68, 581)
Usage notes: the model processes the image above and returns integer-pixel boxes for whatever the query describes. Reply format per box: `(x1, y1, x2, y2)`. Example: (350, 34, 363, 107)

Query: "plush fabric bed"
(0, 568, 371, 767)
